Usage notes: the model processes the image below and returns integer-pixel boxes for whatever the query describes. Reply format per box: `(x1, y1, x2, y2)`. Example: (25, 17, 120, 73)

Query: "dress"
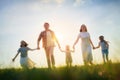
(18, 47, 35, 68)
(78, 32, 93, 63)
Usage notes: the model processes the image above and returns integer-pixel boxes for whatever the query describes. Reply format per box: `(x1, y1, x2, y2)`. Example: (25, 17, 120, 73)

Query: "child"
(94, 36, 109, 63)
(60, 45, 75, 67)
(12, 40, 37, 69)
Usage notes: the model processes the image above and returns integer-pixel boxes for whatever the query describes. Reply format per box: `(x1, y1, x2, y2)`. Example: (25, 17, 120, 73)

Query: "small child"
(12, 40, 37, 69)
(60, 45, 75, 67)
(94, 36, 109, 63)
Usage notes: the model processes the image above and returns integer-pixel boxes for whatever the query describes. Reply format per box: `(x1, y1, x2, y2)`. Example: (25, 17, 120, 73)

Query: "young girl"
(12, 40, 37, 69)
(94, 35, 109, 63)
(60, 45, 75, 67)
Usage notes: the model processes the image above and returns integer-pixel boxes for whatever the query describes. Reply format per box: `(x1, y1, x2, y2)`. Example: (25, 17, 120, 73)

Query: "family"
(12, 22, 109, 69)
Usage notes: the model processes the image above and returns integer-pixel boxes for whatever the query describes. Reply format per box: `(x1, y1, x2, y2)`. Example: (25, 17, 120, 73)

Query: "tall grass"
(0, 62, 120, 80)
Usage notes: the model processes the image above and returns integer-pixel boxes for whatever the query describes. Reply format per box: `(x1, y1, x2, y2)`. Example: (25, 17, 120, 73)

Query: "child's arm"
(28, 47, 38, 51)
(106, 41, 109, 48)
(60, 48, 65, 52)
(12, 52, 19, 62)
(95, 42, 100, 49)
(29, 48, 38, 51)
(71, 47, 75, 52)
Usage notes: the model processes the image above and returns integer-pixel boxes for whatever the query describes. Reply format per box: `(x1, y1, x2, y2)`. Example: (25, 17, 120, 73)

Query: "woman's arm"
(71, 47, 75, 52)
(73, 36, 80, 48)
(89, 37, 95, 49)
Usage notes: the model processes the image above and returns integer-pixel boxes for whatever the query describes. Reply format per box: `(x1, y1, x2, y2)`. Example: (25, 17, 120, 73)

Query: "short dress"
(18, 47, 35, 68)
(78, 32, 93, 62)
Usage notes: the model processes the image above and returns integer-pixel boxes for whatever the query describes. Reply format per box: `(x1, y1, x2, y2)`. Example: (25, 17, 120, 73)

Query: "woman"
(73, 24, 94, 65)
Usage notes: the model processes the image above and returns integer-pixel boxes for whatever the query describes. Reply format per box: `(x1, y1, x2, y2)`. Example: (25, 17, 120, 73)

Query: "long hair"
(80, 24, 87, 32)
(20, 40, 28, 47)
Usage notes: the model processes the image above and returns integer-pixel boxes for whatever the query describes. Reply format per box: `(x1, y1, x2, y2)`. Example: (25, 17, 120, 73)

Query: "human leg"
(69, 56, 72, 67)
(102, 54, 105, 63)
(44, 47, 51, 68)
(106, 53, 109, 62)
(50, 47, 55, 68)
(105, 49, 109, 62)
(102, 49, 108, 63)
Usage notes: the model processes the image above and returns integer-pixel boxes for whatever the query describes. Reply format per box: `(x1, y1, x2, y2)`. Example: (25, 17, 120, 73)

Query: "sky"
(0, 0, 120, 68)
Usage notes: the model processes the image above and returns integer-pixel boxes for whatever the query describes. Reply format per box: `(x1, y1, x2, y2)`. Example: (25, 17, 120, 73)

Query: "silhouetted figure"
(12, 40, 37, 69)
(94, 35, 109, 63)
(37, 22, 61, 69)
(60, 45, 75, 67)
(73, 24, 95, 65)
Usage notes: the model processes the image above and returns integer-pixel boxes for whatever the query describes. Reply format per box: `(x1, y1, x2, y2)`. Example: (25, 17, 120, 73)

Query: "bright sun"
(56, 32, 64, 42)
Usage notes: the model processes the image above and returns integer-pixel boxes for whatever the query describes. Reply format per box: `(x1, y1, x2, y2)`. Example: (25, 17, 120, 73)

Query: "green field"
(0, 63, 120, 80)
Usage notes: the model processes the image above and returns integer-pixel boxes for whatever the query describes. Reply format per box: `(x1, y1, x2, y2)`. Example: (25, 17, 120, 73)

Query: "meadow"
(0, 62, 120, 80)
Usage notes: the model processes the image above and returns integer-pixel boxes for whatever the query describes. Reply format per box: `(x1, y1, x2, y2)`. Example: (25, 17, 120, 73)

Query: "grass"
(0, 62, 120, 80)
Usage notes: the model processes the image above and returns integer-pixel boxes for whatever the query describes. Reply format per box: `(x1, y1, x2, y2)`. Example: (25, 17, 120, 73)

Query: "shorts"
(102, 49, 108, 54)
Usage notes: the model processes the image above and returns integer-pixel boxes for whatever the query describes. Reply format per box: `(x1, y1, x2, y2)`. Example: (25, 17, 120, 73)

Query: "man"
(37, 22, 61, 68)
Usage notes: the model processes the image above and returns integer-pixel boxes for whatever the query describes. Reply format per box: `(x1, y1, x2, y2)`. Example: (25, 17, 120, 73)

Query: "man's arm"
(53, 31, 61, 48)
(37, 32, 42, 49)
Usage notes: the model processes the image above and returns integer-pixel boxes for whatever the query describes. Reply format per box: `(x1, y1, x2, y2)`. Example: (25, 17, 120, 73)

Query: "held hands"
(93, 46, 97, 49)
(12, 58, 15, 62)
(59, 47, 63, 52)
(37, 46, 40, 50)
(73, 45, 75, 50)
(93, 47, 95, 49)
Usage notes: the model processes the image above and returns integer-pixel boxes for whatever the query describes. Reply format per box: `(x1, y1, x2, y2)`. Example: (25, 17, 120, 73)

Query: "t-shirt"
(46, 31, 55, 47)
(40, 30, 56, 47)
(18, 47, 30, 57)
(100, 41, 108, 50)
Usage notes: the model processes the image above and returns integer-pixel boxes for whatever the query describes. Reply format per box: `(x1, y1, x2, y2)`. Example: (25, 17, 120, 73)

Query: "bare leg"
(70, 62, 72, 67)
(66, 58, 69, 67)
(84, 60, 88, 65)
(89, 61, 93, 65)
(106, 53, 109, 62)
(102, 54, 105, 63)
